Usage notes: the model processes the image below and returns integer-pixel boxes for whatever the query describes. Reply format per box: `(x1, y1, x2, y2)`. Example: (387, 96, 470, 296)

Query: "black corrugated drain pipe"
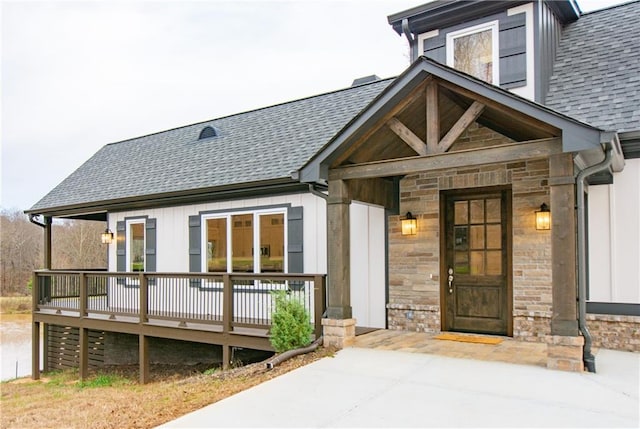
(265, 336, 323, 370)
(576, 144, 614, 373)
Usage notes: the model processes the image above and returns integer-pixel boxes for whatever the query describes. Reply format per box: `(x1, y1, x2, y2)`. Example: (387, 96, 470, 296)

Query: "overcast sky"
(0, 0, 627, 212)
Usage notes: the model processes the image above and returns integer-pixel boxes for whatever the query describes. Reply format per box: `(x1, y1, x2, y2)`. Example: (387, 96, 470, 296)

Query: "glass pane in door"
(232, 214, 254, 272)
(206, 218, 227, 272)
(130, 223, 145, 272)
(259, 213, 284, 272)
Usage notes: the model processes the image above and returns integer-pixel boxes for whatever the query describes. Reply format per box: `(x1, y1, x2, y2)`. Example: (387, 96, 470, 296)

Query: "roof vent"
(351, 75, 380, 87)
(198, 126, 218, 140)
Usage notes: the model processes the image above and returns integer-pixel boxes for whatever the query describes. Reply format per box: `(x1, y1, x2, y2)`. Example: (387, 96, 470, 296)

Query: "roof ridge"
(580, 0, 640, 16)
(106, 76, 396, 147)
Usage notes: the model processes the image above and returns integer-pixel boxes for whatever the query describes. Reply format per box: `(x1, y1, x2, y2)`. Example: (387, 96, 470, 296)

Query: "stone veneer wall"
(387, 124, 553, 343)
(586, 314, 640, 352)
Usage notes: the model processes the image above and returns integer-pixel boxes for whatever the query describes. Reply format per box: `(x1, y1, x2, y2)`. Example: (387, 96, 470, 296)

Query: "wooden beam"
(350, 177, 396, 209)
(386, 117, 427, 156)
(332, 80, 429, 167)
(438, 101, 485, 153)
(426, 80, 440, 154)
(329, 137, 561, 181)
(436, 79, 560, 137)
(326, 179, 352, 319)
(549, 153, 580, 336)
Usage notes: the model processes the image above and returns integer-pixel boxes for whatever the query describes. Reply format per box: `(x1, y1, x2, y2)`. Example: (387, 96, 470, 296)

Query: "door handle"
(448, 267, 454, 294)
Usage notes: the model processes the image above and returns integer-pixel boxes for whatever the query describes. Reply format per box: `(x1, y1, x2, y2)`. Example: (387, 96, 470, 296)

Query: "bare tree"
(0, 209, 42, 295)
(0, 210, 107, 296)
(53, 220, 107, 269)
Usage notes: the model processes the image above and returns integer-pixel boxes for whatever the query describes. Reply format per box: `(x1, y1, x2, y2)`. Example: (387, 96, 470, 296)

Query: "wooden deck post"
(79, 327, 89, 381)
(139, 334, 149, 384)
(32, 321, 40, 380)
(79, 273, 87, 317)
(139, 273, 148, 323)
(222, 274, 232, 370)
(42, 322, 48, 372)
(313, 275, 326, 339)
(44, 217, 52, 270)
(32, 272, 41, 380)
(326, 179, 352, 319)
(222, 345, 231, 371)
(549, 153, 580, 336)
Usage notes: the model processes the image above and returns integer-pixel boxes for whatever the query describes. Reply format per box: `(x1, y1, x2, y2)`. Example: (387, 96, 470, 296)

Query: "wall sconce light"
(101, 229, 114, 244)
(401, 212, 417, 236)
(535, 203, 551, 230)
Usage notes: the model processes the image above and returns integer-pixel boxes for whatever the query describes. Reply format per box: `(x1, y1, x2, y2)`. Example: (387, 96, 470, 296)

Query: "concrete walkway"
(159, 347, 639, 428)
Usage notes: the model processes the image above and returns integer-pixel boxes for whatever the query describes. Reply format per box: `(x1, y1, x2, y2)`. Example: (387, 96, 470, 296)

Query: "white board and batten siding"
(107, 193, 327, 274)
(350, 202, 387, 329)
(588, 158, 640, 304)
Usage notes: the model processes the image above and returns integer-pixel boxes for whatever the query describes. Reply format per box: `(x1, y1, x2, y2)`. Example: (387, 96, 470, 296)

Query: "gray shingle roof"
(545, 1, 640, 132)
(30, 79, 393, 212)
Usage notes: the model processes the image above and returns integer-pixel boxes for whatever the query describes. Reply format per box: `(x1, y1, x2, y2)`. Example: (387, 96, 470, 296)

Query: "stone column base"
(322, 318, 356, 349)
(546, 335, 584, 372)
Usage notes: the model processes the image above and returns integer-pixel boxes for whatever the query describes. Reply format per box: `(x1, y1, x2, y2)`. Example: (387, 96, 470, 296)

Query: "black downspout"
(576, 144, 614, 373)
(402, 18, 416, 61)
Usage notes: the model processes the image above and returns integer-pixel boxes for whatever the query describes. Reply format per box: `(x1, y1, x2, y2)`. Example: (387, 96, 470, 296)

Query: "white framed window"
(446, 21, 499, 84)
(202, 209, 287, 273)
(126, 219, 145, 272)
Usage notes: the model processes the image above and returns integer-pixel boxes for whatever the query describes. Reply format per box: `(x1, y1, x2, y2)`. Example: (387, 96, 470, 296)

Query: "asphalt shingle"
(30, 79, 392, 212)
(546, 1, 640, 132)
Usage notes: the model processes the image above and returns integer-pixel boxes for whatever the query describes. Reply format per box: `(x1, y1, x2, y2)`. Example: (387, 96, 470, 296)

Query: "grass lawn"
(0, 347, 334, 429)
(0, 296, 31, 314)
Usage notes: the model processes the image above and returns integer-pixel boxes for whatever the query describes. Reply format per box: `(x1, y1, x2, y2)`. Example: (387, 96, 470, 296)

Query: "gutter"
(575, 143, 614, 373)
(28, 214, 47, 228)
(308, 184, 328, 201)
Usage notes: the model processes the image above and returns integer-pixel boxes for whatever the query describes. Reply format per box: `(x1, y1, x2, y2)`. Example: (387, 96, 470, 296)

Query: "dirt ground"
(0, 347, 335, 429)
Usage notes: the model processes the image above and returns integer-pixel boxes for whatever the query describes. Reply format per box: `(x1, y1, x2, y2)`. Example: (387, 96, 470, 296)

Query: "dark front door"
(443, 189, 511, 335)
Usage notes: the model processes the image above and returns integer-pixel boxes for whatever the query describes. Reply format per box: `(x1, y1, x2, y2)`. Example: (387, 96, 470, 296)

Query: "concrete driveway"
(159, 347, 639, 428)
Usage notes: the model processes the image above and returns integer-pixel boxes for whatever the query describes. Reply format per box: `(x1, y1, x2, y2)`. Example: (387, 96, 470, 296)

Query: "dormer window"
(446, 21, 499, 84)
(198, 126, 218, 140)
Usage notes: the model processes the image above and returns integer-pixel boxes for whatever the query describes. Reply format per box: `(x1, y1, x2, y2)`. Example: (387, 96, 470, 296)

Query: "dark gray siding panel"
(145, 218, 156, 272)
(188, 215, 201, 273)
(287, 206, 304, 273)
(587, 302, 640, 317)
(499, 12, 526, 87)
(423, 34, 446, 64)
(116, 221, 125, 272)
(416, 11, 528, 89)
(536, 2, 563, 103)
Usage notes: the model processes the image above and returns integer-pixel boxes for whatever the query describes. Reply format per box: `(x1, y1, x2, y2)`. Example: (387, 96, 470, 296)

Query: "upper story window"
(446, 21, 499, 84)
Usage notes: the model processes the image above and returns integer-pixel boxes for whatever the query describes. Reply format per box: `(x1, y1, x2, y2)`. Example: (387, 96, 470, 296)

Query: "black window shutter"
(188, 215, 201, 273)
(287, 206, 304, 273)
(145, 218, 156, 272)
(116, 221, 126, 272)
(499, 12, 527, 88)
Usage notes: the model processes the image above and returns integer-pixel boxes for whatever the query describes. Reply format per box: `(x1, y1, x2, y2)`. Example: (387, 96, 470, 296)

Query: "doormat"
(434, 333, 503, 345)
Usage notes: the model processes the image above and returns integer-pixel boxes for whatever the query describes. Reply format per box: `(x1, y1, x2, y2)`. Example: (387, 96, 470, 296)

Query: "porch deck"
(353, 329, 548, 368)
(31, 270, 326, 383)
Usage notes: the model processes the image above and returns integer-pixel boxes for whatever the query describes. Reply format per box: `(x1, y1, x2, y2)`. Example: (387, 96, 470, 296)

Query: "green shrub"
(269, 290, 312, 353)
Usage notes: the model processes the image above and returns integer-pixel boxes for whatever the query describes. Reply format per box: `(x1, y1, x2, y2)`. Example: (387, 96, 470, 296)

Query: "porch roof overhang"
(299, 56, 623, 184)
(23, 177, 305, 220)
